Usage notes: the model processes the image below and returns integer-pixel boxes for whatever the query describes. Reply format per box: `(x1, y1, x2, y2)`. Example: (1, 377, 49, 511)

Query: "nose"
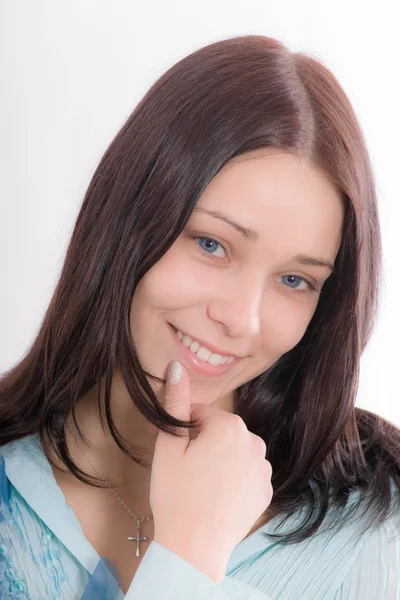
(207, 270, 264, 339)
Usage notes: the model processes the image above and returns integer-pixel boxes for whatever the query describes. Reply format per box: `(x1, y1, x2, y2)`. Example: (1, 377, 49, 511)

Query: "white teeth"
(182, 335, 192, 348)
(208, 353, 223, 366)
(173, 328, 235, 366)
(196, 347, 212, 362)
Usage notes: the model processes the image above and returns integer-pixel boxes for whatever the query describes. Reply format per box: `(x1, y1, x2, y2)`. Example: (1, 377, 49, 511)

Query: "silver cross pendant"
(128, 519, 148, 557)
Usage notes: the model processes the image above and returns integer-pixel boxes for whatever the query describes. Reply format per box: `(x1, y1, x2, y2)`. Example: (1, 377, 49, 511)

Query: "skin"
(48, 148, 344, 584)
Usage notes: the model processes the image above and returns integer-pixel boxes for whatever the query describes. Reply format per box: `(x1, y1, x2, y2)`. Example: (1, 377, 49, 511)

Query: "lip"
(168, 323, 242, 377)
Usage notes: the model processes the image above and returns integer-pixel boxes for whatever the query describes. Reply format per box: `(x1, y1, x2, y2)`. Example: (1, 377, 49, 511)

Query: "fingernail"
(168, 361, 182, 385)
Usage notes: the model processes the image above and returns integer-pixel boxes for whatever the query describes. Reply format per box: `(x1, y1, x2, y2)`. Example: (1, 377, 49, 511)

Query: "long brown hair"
(1, 35, 399, 544)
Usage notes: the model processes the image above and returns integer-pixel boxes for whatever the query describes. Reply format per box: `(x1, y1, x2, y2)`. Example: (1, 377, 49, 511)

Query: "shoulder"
(318, 484, 400, 597)
(0, 433, 47, 529)
(332, 511, 400, 598)
(245, 491, 400, 599)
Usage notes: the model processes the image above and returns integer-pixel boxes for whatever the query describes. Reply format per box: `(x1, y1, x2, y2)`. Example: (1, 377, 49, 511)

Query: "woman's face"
(130, 149, 344, 409)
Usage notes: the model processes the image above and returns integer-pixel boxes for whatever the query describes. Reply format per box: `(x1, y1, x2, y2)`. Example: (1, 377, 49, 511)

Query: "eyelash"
(192, 235, 317, 294)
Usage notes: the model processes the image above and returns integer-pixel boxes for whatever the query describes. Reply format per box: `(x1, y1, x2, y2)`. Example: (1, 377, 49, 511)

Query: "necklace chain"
(66, 422, 153, 525)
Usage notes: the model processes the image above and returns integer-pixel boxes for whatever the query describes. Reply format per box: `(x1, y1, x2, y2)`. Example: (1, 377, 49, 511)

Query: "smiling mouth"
(170, 324, 236, 365)
(167, 323, 244, 377)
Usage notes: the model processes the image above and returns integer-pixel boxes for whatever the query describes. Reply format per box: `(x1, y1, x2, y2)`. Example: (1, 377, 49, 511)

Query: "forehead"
(194, 148, 344, 260)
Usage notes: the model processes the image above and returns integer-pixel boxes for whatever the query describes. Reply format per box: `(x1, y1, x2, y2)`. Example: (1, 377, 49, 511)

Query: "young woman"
(1, 35, 399, 599)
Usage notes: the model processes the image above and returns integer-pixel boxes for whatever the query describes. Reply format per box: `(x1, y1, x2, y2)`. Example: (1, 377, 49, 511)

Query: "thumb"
(158, 360, 192, 447)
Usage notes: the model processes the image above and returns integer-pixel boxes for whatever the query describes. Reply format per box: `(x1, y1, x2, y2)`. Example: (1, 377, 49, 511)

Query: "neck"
(45, 366, 235, 512)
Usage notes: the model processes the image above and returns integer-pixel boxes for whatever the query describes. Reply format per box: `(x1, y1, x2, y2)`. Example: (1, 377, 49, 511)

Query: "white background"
(1, 1, 399, 425)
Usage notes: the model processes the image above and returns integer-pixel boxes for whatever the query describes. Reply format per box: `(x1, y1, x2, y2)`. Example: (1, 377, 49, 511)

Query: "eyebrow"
(192, 207, 335, 274)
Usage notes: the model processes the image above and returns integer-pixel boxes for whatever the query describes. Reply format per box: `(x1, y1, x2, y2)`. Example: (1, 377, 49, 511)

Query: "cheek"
(249, 313, 310, 382)
(262, 306, 312, 356)
(139, 253, 207, 309)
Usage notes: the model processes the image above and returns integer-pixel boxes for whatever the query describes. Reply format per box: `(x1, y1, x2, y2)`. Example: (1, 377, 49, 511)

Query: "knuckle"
(249, 432, 267, 455)
(264, 459, 273, 477)
(255, 435, 267, 456)
(230, 413, 248, 432)
(220, 412, 246, 429)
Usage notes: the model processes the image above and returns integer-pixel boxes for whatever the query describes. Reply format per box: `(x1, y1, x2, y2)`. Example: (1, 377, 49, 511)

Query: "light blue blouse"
(0, 433, 399, 599)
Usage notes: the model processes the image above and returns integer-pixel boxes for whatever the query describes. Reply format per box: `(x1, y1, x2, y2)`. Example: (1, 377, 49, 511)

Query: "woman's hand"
(150, 360, 273, 585)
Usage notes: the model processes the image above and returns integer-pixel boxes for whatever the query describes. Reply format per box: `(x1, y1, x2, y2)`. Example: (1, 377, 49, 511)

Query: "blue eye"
(279, 275, 314, 293)
(195, 237, 226, 258)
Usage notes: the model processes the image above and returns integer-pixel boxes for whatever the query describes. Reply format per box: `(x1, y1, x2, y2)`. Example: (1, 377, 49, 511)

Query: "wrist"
(153, 536, 227, 585)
